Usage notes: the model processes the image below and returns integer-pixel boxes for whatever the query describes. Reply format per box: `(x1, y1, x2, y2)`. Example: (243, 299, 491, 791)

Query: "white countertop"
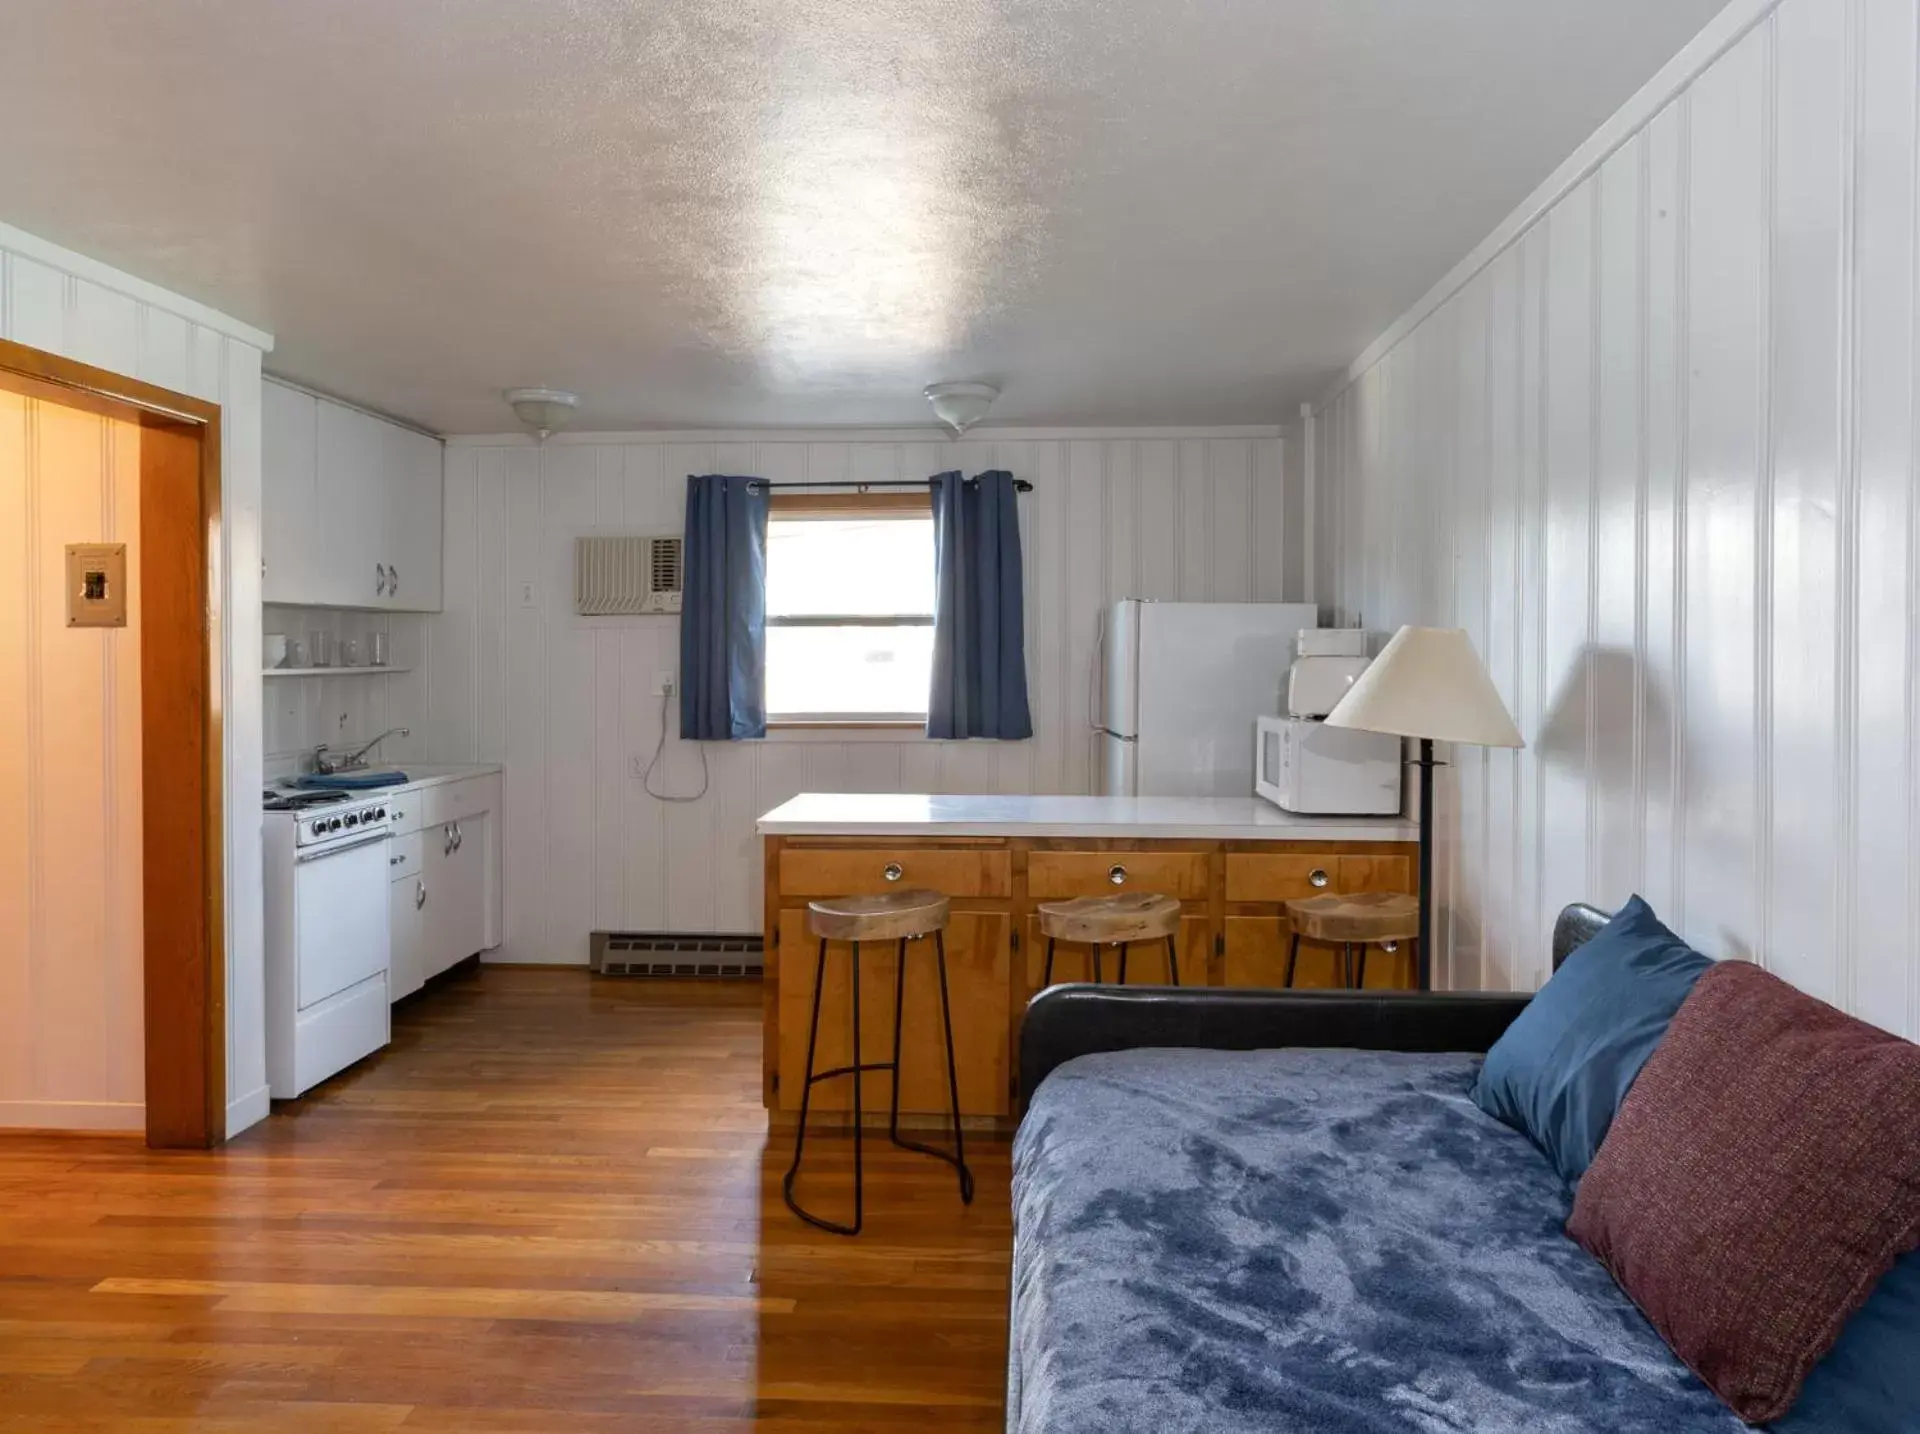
(267, 762, 501, 800)
(757, 793, 1418, 842)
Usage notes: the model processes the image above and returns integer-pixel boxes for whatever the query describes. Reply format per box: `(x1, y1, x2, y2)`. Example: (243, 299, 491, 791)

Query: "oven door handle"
(295, 831, 393, 864)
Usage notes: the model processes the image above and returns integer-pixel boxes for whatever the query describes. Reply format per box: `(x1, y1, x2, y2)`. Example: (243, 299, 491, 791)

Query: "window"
(764, 495, 935, 724)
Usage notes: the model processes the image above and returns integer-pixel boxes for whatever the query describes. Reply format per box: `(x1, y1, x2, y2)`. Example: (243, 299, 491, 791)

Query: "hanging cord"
(644, 683, 709, 803)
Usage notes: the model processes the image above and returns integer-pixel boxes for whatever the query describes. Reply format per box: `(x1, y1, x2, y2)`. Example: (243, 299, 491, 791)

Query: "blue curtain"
(928, 470, 1033, 740)
(679, 475, 770, 740)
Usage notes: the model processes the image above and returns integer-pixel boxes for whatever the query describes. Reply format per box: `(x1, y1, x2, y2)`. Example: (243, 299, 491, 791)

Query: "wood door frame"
(0, 337, 225, 1148)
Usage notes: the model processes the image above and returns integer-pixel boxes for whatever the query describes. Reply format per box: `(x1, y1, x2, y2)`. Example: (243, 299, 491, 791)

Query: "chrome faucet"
(314, 727, 410, 776)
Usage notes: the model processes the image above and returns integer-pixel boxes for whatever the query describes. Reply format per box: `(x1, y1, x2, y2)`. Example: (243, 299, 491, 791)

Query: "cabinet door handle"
(415, 879, 427, 910)
(390, 563, 399, 597)
(453, 824, 464, 852)
(376, 562, 388, 596)
(443, 825, 455, 857)
(1108, 864, 1128, 885)
(882, 862, 903, 882)
(1309, 867, 1331, 889)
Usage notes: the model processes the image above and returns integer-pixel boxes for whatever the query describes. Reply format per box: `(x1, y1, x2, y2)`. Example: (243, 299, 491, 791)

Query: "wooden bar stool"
(1039, 892, 1182, 987)
(782, 888, 974, 1237)
(1282, 891, 1420, 990)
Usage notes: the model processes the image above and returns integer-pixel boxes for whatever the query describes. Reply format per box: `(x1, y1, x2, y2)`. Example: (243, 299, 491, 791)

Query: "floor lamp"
(1323, 627, 1524, 990)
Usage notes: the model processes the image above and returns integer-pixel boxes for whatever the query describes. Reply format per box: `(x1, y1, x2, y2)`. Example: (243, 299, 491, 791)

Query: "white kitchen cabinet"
(384, 425, 443, 611)
(424, 814, 488, 979)
(384, 772, 501, 1003)
(389, 871, 427, 1000)
(261, 380, 319, 605)
(263, 377, 444, 611)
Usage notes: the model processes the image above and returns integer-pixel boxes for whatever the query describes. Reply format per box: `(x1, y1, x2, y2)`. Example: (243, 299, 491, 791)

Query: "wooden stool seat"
(1283, 891, 1420, 944)
(1036, 892, 1181, 944)
(807, 889, 950, 944)
(1281, 891, 1419, 990)
(1037, 893, 1182, 988)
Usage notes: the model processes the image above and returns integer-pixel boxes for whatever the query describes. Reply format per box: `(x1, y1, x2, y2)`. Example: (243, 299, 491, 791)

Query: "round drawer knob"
(1108, 864, 1127, 885)
(1309, 868, 1330, 889)
(883, 862, 904, 882)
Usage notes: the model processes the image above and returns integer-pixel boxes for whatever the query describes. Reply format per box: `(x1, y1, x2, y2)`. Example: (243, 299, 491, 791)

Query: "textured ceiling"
(0, 0, 1722, 432)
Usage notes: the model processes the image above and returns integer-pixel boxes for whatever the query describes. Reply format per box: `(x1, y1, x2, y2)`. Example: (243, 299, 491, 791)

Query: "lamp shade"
(1324, 626, 1524, 748)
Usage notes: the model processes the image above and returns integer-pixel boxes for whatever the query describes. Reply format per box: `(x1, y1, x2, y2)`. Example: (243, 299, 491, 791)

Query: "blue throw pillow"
(1471, 894, 1710, 1186)
(1774, 1250, 1920, 1432)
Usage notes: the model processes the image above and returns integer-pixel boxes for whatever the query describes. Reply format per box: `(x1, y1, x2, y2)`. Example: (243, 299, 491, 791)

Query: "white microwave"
(1254, 715, 1403, 816)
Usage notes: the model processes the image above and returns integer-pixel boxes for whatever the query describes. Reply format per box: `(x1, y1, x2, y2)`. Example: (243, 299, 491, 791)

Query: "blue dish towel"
(295, 771, 408, 790)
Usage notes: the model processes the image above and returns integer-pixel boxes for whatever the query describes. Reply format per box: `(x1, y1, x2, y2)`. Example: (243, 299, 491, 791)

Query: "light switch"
(66, 543, 127, 628)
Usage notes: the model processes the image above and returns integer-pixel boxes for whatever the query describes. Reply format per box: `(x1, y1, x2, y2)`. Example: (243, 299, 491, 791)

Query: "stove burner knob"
(375, 807, 387, 820)
(326, 817, 343, 833)
(344, 813, 360, 828)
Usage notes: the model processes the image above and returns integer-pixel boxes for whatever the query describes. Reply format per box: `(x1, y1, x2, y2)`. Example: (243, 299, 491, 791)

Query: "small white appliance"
(1098, 600, 1319, 796)
(263, 789, 394, 1098)
(1287, 627, 1373, 718)
(1254, 714, 1404, 816)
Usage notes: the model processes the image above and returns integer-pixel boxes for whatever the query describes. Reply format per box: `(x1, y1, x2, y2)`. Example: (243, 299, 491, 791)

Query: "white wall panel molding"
(426, 429, 1301, 960)
(1329, 0, 1788, 404)
(0, 221, 271, 350)
(1314, 0, 1920, 1037)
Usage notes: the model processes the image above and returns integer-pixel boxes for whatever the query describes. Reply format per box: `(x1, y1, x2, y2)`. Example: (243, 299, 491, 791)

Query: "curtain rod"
(746, 477, 1034, 493)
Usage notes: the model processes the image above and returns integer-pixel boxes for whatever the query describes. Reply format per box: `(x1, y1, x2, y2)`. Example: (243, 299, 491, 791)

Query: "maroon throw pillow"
(1567, 961, 1920, 1425)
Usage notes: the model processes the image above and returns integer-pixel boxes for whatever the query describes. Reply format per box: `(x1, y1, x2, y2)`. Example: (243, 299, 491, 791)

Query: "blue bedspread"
(1010, 1048, 1751, 1434)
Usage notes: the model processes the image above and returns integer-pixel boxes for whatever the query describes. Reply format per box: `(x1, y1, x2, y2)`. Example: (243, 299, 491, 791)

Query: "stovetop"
(262, 788, 351, 813)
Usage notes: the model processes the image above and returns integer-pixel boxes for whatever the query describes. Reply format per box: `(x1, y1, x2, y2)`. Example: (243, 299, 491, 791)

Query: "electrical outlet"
(517, 581, 537, 609)
(651, 670, 675, 696)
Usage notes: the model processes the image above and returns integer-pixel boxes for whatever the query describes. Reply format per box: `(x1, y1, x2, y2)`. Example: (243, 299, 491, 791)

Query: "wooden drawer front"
(1026, 850, 1210, 901)
(1339, 854, 1413, 894)
(1224, 853, 1344, 903)
(779, 846, 1011, 899)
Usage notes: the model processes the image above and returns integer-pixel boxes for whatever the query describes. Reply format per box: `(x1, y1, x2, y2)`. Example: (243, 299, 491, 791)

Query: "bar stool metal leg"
(886, 930, 974, 1205)
(1285, 930, 1301, 987)
(1165, 934, 1180, 984)
(1355, 943, 1369, 989)
(1043, 937, 1056, 987)
(1117, 942, 1129, 985)
(1092, 945, 1103, 984)
(784, 937, 872, 1237)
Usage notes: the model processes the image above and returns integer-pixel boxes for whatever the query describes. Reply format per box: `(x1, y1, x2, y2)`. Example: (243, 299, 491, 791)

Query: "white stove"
(263, 787, 394, 1097)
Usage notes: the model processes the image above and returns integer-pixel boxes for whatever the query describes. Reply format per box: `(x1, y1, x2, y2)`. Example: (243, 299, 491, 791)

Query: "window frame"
(763, 491, 936, 730)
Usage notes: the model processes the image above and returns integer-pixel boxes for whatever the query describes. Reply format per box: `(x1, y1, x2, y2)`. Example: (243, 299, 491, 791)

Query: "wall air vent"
(575, 535, 683, 615)
(589, 931, 763, 978)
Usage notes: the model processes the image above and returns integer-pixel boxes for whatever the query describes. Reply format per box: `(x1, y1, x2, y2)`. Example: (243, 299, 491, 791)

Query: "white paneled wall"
(1315, 0, 1920, 1038)
(0, 222, 272, 1132)
(262, 606, 432, 775)
(428, 429, 1300, 962)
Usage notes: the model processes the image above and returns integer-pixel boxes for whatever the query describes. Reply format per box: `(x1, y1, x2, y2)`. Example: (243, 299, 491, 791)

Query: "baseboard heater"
(589, 931, 763, 977)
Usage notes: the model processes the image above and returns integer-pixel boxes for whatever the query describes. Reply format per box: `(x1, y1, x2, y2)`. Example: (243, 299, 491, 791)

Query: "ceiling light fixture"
(924, 381, 999, 436)
(503, 387, 580, 442)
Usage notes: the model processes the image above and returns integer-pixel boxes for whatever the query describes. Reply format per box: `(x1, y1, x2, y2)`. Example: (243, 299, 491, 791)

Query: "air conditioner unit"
(575, 534, 683, 615)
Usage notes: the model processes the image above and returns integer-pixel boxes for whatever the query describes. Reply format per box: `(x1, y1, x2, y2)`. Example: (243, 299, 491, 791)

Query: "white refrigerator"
(1098, 600, 1320, 797)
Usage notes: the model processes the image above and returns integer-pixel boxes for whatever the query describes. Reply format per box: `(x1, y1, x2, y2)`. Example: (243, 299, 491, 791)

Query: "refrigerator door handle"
(1096, 728, 1136, 743)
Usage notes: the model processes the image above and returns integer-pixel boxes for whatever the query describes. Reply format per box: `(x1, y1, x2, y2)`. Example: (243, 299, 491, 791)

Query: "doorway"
(0, 338, 223, 1148)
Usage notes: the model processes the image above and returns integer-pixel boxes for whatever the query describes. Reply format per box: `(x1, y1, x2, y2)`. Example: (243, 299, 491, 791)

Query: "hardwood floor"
(0, 969, 1013, 1430)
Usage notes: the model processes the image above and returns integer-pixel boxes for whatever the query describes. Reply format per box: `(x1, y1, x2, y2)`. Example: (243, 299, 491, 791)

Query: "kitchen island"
(757, 794, 1419, 1123)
